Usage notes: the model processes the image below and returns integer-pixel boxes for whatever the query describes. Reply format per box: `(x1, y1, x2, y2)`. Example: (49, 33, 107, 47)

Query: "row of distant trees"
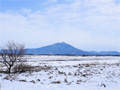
(0, 41, 26, 73)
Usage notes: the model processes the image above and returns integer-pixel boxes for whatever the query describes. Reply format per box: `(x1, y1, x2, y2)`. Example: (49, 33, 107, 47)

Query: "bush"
(13, 63, 35, 73)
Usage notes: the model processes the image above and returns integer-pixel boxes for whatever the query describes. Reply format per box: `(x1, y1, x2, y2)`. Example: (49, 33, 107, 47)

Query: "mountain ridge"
(26, 42, 90, 55)
(26, 42, 120, 55)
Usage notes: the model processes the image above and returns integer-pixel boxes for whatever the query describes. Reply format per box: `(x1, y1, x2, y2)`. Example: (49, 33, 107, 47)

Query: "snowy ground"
(0, 56, 120, 90)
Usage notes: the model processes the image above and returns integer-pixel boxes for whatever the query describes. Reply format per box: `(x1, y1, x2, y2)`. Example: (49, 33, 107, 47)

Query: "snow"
(0, 56, 120, 90)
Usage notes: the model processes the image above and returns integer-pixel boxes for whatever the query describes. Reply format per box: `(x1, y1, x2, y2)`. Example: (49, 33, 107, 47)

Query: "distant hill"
(89, 51, 120, 56)
(26, 42, 90, 55)
(0, 42, 119, 55)
(26, 42, 120, 55)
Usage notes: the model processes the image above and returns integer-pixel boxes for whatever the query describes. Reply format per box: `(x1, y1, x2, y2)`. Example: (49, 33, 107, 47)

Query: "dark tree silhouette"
(0, 41, 26, 73)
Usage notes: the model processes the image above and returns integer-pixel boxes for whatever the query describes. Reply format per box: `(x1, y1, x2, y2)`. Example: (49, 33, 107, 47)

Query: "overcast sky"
(0, 0, 120, 51)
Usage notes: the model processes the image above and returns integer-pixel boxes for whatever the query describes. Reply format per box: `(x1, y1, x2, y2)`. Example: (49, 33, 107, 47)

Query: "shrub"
(13, 63, 35, 73)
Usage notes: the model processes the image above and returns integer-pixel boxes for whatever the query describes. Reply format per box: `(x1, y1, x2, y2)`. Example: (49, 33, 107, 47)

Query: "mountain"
(26, 42, 120, 55)
(89, 51, 120, 56)
(1, 42, 120, 55)
(26, 42, 90, 55)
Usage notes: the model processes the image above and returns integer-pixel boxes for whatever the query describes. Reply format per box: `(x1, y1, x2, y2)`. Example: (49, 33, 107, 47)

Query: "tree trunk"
(8, 66, 11, 73)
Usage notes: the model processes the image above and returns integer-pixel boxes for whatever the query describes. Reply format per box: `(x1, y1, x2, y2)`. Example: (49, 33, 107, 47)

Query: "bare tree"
(0, 41, 26, 73)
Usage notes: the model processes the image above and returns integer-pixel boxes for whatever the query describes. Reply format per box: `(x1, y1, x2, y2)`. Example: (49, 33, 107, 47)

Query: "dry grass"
(13, 64, 36, 73)
(19, 79, 27, 82)
(51, 81, 61, 84)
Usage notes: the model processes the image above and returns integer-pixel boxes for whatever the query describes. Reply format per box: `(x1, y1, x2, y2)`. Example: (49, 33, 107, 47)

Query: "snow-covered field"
(0, 56, 120, 90)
